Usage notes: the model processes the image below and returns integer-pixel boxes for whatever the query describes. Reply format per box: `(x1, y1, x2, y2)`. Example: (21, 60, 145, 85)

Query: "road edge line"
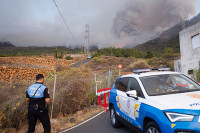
(59, 110, 105, 133)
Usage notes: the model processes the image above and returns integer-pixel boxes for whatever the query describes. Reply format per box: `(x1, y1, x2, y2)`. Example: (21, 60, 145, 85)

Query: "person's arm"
(26, 90, 30, 102)
(26, 98, 30, 102)
(45, 98, 51, 104)
(44, 88, 51, 104)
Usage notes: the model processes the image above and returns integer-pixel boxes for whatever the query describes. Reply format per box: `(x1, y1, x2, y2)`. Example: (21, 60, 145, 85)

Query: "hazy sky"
(0, 0, 200, 48)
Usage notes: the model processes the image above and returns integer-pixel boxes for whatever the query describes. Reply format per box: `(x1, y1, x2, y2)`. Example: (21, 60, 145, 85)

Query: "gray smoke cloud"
(0, 0, 199, 47)
(112, 0, 199, 46)
(0, 0, 127, 47)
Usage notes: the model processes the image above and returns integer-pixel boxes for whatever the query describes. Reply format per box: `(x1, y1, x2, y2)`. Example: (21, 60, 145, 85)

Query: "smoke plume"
(112, 0, 198, 46)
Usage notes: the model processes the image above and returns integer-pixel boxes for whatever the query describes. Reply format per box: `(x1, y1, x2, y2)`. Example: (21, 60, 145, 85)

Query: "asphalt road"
(70, 59, 90, 67)
(60, 111, 135, 133)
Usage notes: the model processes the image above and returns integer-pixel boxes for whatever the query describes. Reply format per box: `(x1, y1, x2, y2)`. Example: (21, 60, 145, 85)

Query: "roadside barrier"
(97, 88, 111, 112)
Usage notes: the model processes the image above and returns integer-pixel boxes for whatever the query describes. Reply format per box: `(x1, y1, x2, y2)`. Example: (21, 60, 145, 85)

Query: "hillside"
(0, 42, 15, 49)
(0, 46, 82, 57)
(133, 13, 200, 54)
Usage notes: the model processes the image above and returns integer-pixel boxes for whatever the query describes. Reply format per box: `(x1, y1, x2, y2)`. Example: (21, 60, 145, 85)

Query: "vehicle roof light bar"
(157, 67, 171, 71)
(133, 67, 171, 74)
(133, 69, 151, 74)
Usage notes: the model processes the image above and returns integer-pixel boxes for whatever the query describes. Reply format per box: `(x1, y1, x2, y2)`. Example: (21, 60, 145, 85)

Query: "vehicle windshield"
(140, 74, 200, 96)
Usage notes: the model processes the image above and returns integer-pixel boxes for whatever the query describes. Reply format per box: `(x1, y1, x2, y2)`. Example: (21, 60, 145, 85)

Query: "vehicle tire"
(110, 106, 122, 128)
(144, 121, 161, 133)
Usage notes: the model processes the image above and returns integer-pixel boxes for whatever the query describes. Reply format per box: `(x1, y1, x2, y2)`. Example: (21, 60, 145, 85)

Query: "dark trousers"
(28, 109, 51, 133)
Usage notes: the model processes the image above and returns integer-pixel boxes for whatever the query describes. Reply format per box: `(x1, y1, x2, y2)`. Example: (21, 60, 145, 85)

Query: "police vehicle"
(109, 68, 200, 133)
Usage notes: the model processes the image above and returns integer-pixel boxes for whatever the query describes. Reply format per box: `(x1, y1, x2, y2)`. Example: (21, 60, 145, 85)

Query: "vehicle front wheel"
(144, 121, 161, 133)
(110, 106, 122, 128)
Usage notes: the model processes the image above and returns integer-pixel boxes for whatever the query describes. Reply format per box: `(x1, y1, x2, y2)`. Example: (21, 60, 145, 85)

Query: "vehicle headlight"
(164, 112, 194, 122)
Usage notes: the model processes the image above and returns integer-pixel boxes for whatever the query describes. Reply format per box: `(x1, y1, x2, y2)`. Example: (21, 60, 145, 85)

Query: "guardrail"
(97, 88, 111, 112)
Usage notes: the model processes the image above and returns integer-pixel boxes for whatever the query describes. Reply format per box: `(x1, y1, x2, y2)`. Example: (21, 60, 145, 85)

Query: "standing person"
(26, 74, 51, 133)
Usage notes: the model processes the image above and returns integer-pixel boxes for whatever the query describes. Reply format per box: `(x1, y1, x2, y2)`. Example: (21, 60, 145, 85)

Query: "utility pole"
(85, 24, 90, 54)
(51, 58, 58, 119)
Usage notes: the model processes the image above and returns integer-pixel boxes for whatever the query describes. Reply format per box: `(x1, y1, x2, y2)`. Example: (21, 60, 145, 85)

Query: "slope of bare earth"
(0, 56, 70, 83)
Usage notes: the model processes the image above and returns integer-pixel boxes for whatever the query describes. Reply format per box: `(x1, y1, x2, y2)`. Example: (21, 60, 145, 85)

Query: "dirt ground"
(0, 56, 70, 83)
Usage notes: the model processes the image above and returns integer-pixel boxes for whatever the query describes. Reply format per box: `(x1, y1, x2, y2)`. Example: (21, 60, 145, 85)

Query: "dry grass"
(147, 57, 171, 68)
(15, 105, 103, 133)
(51, 105, 103, 133)
(129, 59, 150, 69)
(88, 56, 137, 71)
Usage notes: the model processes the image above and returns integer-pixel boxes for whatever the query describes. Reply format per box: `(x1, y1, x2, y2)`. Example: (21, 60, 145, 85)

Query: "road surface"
(60, 111, 136, 133)
(70, 59, 90, 67)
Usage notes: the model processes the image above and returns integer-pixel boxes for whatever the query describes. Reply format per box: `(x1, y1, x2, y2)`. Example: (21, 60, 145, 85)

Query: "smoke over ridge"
(112, 0, 199, 46)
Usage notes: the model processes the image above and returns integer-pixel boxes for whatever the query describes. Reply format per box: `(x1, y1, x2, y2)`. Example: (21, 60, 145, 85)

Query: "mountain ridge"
(130, 13, 200, 53)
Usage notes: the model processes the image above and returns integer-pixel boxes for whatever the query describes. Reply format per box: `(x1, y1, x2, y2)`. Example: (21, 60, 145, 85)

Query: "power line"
(52, 0, 79, 45)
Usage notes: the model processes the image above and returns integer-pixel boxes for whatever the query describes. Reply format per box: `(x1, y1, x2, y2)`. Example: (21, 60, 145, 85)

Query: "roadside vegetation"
(95, 47, 179, 60)
(0, 67, 100, 132)
(89, 56, 175, 72)
(94, 47, 179, 71)
(0, 46, 83, 57)
(0, 44, 180, 132)
(191, 62, 200, 82)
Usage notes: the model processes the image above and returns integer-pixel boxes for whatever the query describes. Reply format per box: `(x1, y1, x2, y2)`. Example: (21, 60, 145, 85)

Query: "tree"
(60, 51, 63, 59)
(54, 49, 58, 58)
(145, 49, 154, 58)
(162, 47, 176, 59)
(114, 48, 122, 57)
(164, 47, 174, 54)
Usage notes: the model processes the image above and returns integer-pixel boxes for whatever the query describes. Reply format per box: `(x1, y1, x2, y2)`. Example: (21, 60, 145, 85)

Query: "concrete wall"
(176, 22, 200, 76)
(174, 59, 181, 73)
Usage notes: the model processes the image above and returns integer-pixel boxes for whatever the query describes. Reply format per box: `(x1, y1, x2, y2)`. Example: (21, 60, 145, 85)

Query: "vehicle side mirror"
(126, 90, 138, 100)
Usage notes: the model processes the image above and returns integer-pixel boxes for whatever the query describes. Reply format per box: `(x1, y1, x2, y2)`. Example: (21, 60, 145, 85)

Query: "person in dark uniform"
(26, 74, 51, 133)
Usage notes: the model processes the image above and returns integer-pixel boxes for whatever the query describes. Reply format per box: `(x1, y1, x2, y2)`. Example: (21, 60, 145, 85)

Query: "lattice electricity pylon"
(85, 24, 90, 54)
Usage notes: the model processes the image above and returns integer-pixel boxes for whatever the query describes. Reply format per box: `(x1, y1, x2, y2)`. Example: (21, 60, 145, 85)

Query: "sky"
(0, 0, 200, 48)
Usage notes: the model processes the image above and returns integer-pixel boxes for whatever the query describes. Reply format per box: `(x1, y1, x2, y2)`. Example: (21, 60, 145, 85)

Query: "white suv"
(109, 68, 200, 133)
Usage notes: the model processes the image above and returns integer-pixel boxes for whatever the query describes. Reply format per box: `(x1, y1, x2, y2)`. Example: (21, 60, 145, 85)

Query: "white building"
(174, 22, 200, 77)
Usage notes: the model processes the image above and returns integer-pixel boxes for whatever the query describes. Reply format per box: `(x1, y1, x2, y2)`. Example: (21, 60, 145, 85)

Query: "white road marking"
(59, 110, 105, 133)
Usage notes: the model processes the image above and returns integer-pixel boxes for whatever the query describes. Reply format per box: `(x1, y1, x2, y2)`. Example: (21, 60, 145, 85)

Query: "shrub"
(65, 56, 73, 60)
(162, 47, 180, 60)
(93, 53, 101, 57)
(130, 59, 150, 69)
(0, 54, 8, 57)
(50, 68, 95, 117)
(0, 81, 30, 129)
(92, 57, 103, 63)
(192, 62, 200, 82)
(0, 111, 6, 128)
(147, 57, 171, 68)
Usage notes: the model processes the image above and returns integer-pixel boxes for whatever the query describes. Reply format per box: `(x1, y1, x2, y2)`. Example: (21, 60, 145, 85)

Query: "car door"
(125, 77, 144, 129)
(115, 77, 129, 116)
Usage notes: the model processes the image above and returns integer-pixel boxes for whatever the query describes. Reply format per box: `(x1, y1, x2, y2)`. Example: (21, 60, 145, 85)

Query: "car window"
(173, 76, 189, 86)
(140, 74, 200, 96)
(127, 78, 144, 98)
(115, 78, 129, 92)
